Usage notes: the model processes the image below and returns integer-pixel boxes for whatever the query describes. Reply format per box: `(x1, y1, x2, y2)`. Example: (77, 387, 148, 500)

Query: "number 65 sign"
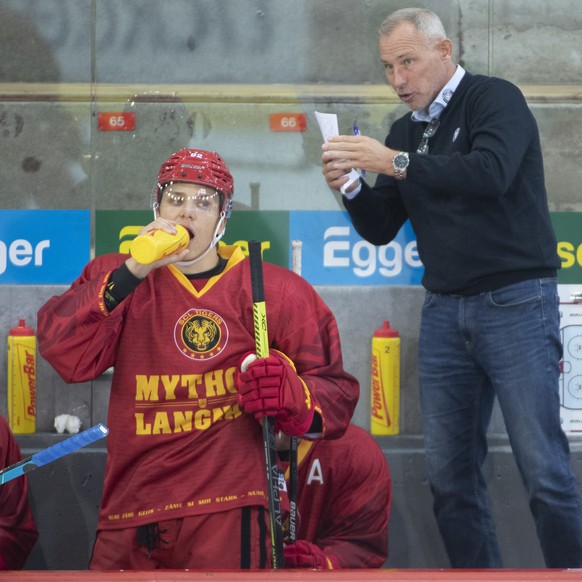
(98, 112, 136, 132)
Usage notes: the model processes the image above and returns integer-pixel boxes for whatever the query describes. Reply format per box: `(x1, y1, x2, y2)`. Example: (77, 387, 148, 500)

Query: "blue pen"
(353, 123, 366, 177)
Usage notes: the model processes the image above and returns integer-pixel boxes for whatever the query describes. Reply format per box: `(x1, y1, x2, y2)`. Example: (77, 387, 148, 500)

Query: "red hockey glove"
(284, 540, 334, 569)
(235, 350, 315, 436)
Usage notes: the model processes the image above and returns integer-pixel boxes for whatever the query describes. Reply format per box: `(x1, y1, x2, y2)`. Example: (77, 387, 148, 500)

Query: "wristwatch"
(392, 152, 409, 180)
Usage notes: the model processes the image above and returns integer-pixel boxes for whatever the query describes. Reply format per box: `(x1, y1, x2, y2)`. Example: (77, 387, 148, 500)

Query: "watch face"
(394, 153, 409, 170)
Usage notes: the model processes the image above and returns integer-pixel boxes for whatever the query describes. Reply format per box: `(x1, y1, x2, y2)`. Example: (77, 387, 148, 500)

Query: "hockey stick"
(0, 423, 109, 485)
(288, 239, 302, 545)
(248, 240, 285, 569)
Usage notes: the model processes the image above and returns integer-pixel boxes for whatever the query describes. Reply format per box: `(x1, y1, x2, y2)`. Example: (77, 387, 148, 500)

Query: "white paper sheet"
(315, 111, 361, 195)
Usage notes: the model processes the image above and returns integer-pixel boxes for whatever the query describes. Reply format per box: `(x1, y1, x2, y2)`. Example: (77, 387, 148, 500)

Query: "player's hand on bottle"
(126, 218, 190, 278)
(284, 540, 334, 569)
(235, 350, 315, 436)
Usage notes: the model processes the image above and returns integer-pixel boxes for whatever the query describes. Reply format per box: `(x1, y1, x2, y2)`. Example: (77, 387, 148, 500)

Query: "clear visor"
(159, 185, 220, 215)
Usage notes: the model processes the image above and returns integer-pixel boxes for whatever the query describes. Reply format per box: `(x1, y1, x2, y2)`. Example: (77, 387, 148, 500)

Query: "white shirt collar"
(411, 65, 466, 122)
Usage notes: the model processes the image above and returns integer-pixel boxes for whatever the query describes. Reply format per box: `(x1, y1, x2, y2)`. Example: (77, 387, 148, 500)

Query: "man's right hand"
(322, 135, 396, 188)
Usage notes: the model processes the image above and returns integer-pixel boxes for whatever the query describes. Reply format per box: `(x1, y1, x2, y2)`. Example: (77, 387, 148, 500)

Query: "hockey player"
(279, 424, 391, 569)
(0, 416, 38, 570)
(37, 148, 359, 570)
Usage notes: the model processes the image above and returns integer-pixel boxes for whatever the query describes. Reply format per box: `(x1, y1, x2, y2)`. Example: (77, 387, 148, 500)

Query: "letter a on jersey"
(306, 458, 324, 485)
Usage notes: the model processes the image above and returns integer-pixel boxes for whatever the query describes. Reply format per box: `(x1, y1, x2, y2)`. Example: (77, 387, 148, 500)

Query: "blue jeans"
(419, 278, 582, 568)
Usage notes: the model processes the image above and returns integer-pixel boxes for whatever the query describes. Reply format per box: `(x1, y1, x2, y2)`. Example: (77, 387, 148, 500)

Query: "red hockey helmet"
(155, 148, 234, 217)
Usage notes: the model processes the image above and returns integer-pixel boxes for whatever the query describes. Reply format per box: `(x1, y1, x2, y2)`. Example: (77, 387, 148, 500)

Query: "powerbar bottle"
(8, 319, 37, 434)
(371, 320, 400, 436)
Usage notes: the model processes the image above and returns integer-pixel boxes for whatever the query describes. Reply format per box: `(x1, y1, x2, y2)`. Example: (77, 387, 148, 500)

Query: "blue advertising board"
(289, 211, 423, 285)
(0, 210, 90, 284)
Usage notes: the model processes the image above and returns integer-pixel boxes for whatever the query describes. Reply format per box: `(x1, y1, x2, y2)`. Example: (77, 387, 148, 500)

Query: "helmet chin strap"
(175, 212, 228, 268)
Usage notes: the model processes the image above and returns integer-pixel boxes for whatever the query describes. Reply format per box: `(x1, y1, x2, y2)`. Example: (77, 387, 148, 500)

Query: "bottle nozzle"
(374, 320, 399, 338)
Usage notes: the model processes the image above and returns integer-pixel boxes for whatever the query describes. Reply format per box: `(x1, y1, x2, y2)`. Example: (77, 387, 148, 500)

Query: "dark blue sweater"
(344, 72, 559, 295)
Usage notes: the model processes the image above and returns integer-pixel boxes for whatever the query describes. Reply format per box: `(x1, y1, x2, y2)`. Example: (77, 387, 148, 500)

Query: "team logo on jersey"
(174, 308, 228, 360)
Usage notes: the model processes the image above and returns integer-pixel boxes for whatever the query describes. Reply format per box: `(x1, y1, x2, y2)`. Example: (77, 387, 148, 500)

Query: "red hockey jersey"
(37, 245, 359, 530)
(284, 424, 391, 568)
(0, 416, 38, 569)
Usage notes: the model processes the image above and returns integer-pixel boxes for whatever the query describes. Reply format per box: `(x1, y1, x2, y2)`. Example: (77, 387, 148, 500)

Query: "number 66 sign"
(269, 113, 307, 132)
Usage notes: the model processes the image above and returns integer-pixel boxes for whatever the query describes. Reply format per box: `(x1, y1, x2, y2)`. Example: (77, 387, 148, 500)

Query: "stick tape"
(0, 423, 109, 485)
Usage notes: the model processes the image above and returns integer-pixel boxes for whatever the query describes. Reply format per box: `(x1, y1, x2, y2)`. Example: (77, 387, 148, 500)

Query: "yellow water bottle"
(130, 224, 192, 264)
(371, 321, 400, 436)
(8, 319, 37, 434)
